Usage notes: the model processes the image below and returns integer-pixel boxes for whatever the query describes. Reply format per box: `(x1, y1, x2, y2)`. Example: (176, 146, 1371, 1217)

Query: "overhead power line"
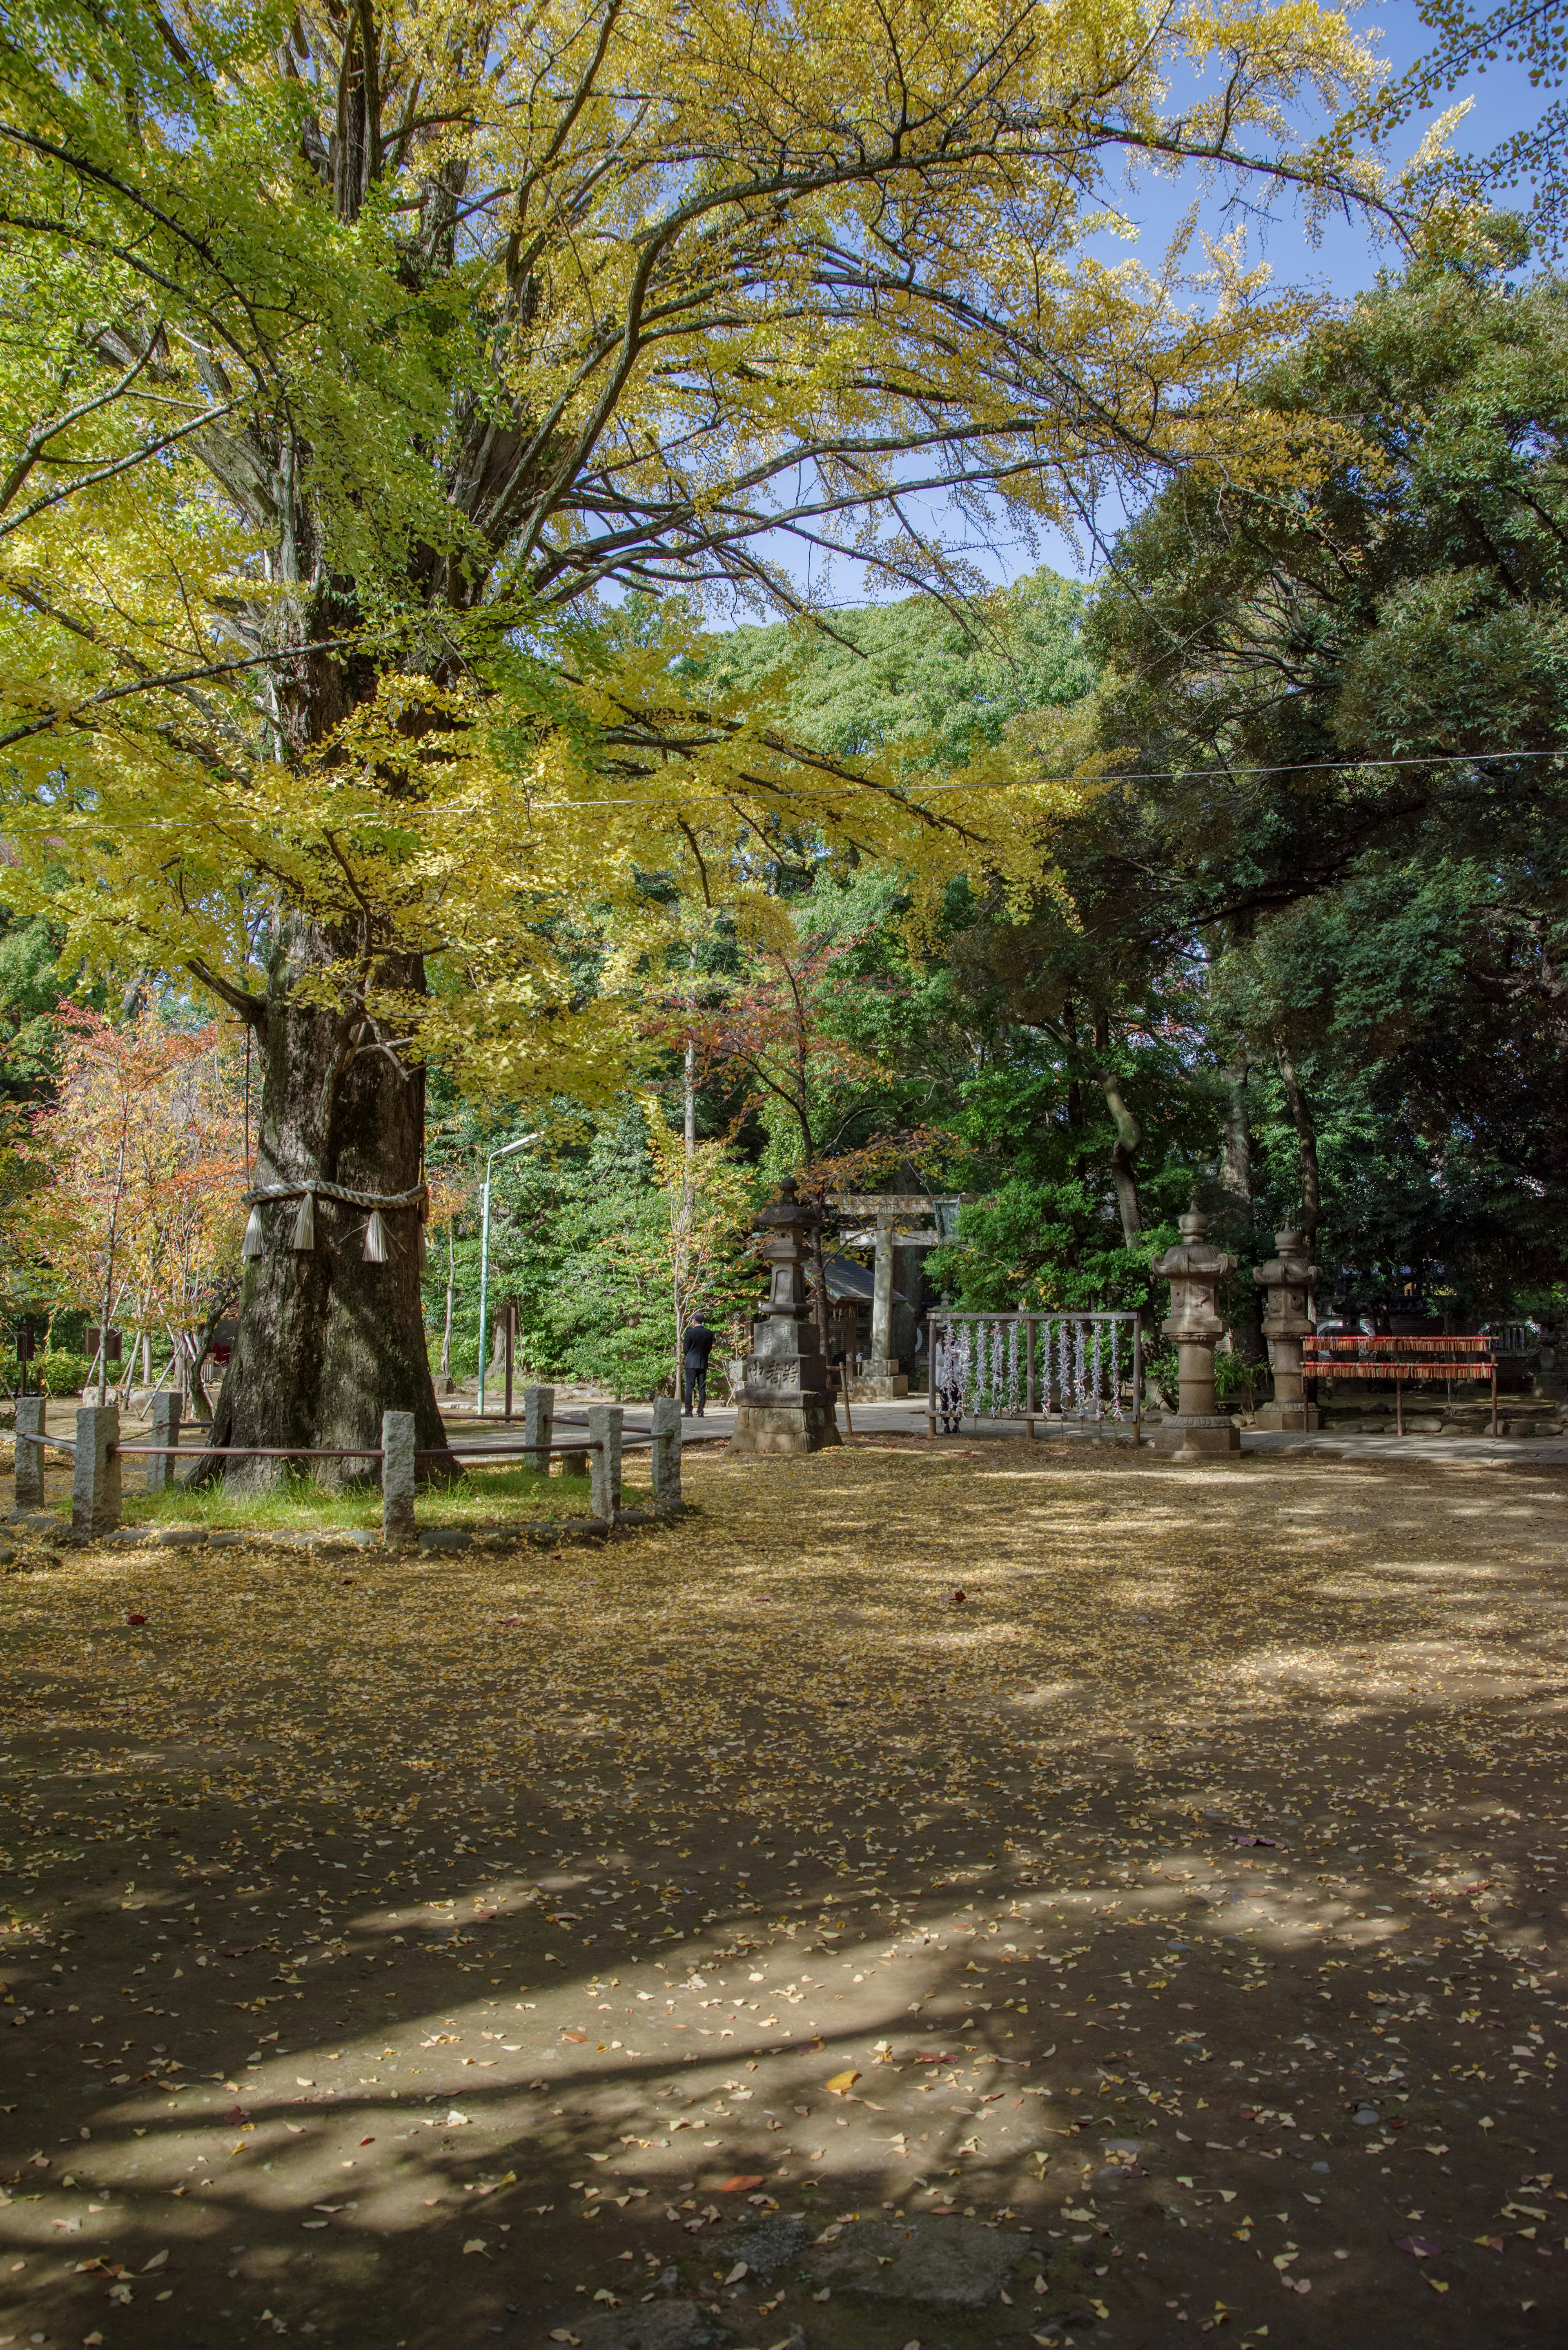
(7, 745, 1564, 826)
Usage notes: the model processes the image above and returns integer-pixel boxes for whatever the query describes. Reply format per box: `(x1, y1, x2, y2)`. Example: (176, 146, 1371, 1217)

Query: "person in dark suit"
(682, 1312, 715, 1416)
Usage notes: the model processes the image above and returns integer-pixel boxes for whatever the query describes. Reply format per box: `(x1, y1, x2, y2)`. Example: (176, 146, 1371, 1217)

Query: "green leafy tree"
(0, 0, 1401, 1464)
(1082, 256, 1568, 1311)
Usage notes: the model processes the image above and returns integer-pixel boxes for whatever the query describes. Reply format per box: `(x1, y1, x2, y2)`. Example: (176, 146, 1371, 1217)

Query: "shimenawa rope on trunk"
(241, 1178, 429, 1265)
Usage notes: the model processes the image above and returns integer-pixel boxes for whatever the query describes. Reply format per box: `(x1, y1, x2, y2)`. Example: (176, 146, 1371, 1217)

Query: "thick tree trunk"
(1092, 1014, 1142, 1245)
(198, 924, 450, 1488)
(1218, 1061, 1264, 1364)
(180, 1332, 214, 1423)
(1098, 1072, 1143, 1245)
(439, 1228, 454, 1389)
(1062, 996, 1083, 1133)
(1276, 1042, 1323, 1244)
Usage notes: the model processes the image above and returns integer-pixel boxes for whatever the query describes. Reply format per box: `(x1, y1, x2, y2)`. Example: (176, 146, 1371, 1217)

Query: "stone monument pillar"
(730, 1178, 841, 1454)
(1152, 1208, 1241, 1457)
(1253, 1227, 1321, 1429)
(860, 1212, 909, 1399)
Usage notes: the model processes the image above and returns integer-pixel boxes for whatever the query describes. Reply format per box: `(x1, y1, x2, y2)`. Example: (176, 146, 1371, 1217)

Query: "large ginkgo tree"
(0, 0, 1396, 1467)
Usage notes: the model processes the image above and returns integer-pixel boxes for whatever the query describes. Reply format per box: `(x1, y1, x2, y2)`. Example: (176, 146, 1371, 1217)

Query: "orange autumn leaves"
(21, 1005, 246, 1365)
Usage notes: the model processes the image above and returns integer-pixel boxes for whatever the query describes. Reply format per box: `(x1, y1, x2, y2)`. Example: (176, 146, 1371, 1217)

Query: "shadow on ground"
(2, 1438, 1566, 2348)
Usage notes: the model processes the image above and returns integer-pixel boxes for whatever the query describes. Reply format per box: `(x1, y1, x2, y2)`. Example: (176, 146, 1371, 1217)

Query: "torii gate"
(831, 1193, 963, 1399)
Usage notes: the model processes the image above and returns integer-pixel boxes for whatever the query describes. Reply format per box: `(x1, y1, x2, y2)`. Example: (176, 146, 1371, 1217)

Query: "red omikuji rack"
(1302, 1334, 1498, 1435)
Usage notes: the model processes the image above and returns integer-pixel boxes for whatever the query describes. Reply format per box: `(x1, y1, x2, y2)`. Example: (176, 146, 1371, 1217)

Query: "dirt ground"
(2, 1436, 1566, 2350)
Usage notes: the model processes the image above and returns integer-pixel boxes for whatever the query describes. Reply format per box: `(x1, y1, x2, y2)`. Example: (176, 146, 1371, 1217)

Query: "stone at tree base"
(1036, 2237, 1102, 2325)
(72, 1404, 121, 1539)
(730, 1177, 840, 1455)
(574, 2302, 737, 2350)
(13, 1395, 45, 1509)
(808, 2214, 1018, 2307)
(726, 2213, 808, 2275)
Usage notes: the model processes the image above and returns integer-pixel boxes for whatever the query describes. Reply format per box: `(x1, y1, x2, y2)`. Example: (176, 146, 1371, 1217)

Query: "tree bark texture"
(198, 928, 450, 1487)
(1091, 1015, 1143, 1245)
(1276, 1043, 1323, 1243)
(1218, 1061, 1264, 1362)
(1098, 1075, 1143, 1246)
(439, 1228, 455, 1389)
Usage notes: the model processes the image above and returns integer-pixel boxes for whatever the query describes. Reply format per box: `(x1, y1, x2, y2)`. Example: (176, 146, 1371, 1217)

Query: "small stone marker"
(381, 1409, 416, 1543)
(587, 1403, 623, 1519)
(147, 1390, 182, 1492)
(522, 1383, 554, 1470)
(13, 1395, 45, 1509)
(73, 1404, 121, 1540)
(650, 1394, 682, 1510)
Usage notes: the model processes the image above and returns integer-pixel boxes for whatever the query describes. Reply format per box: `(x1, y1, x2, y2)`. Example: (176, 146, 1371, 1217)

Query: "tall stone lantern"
(1152, 1208, 1241, 1456)
(1253, 1227, 1321, 1429)
(729, 1178, 842, 1455)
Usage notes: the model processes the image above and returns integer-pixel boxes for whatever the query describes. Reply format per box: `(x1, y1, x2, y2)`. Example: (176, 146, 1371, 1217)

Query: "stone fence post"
(650, 1395, 682, 1511)
(381, 1409, 416, 1544)
(588, 1403, 623, 1520)
(13, 1395, 45, 1510)
(73, 1404, 121, 1540)
(1152, 1209, 1241, 1458)
(147, 1391, 182, 1493)
(523, 1383, 554, 1472)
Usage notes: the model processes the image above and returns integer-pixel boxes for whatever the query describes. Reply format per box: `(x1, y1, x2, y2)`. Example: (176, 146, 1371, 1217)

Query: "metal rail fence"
(927, 1309, 1143, 1443)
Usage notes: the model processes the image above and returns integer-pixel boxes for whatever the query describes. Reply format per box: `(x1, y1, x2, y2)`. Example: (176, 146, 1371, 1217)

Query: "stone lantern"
(729, 1178, 841, 1455)
(1253, 1227, 1321, 1429)
(1152, 1207, 1241, 1456)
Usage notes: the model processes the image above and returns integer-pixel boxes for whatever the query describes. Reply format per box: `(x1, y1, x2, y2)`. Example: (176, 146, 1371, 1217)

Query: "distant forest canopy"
(3, 257, 1563, 1392)
(426, 262, 1568, 1389)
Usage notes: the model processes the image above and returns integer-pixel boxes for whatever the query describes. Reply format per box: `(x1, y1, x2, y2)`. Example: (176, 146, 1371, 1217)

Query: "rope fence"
(11, 1387, 682, 1543)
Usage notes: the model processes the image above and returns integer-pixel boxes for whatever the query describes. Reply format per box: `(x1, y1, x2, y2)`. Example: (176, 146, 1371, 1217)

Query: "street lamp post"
(477, 1133, 536, 1418)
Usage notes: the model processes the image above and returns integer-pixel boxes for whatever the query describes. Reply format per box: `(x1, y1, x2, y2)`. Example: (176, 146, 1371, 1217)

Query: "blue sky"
(781, 0, 1554, 607)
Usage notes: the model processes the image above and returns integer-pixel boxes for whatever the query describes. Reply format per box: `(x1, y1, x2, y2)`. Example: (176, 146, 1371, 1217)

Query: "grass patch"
(117, 1459, 620, 1533)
